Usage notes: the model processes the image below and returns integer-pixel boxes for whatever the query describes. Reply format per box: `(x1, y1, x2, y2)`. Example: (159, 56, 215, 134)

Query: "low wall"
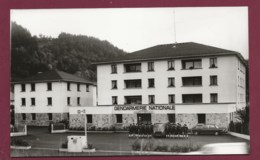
(229, 132, 250, 141)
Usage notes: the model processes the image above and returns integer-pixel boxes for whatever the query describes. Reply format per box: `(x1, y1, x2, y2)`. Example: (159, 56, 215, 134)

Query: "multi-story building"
(12, 70, 96, 126)
(88, 42, 246, 129)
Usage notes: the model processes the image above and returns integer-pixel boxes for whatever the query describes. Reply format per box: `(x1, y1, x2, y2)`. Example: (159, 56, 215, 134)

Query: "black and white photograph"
(10, 7, 249, 157)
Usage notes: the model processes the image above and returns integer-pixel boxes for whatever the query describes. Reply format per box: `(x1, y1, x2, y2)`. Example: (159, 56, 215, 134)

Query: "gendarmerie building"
(12, 70, 96, 126)
(74, 42, 246, 129)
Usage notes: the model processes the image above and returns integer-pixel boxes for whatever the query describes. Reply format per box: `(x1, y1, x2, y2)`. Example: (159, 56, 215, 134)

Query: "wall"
(14, 81, 97, 114)
(15, 113, 69, 126)
(97, 55, 240, 107)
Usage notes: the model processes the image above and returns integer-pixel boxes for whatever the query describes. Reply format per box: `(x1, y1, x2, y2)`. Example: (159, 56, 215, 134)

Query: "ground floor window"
(32, 113, 36, 121)
(48, 113, 52, 121)
(86, 114, 93, 123)
(116, 114, 123, 123)
(198, 114, 206, 123)
(22, 113, 26, 120)
(168, 114, 175, 123)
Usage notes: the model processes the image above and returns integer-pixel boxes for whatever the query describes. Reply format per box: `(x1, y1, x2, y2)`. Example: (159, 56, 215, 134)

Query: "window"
(124, 63, 141, 72)
(111, 64, 117, 73)
(148, 95, 155, 104)
(182, 59, 202, 69)
(47, 82, 52, 91)
(168, 94, 175, 104)
(168, 114, 175, 123)
(47, 97, 52, 106)
(22, 113, 26, 120)
(31, 98, 35, 106)
(86, 114, 93, 123)
(182, 77, 202, 86)
(77, 83, 81, 91)
(112, 80, 117, 89)
(210, 76, 218, 85)
(125, 96, 142, 104)
(168, 60, 175, 70)
(116, 114, 123, 123)
(21, 84, 26, 92)
(77, 97, 80, 106)
(148, 79, 154, 88)
(210, 93, 218, 103)
(31, 83, 35, 91)
(148, 62, 154, 71)
(198, 114, 206, 123)
(86, 84, 89, 92)
(112, 96, 118, 105)
(32, 113, 36, 121)
(125, 79, 141, 88)
(67, 97, 71, 105)
(168, 78, 175, 87)
(182, 94, 202, 103)
(67, 82, 71, 91)
(210, 58, 217, 68)
(21, 98, 26, 106)
(48, 113, 52, 121)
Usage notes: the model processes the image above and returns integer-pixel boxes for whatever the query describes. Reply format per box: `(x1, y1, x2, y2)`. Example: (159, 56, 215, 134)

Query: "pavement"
(11, 126, 249, 156)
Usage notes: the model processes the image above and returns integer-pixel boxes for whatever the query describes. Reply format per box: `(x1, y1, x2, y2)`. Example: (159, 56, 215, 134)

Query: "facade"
(12, 70, 96, 126)
(69, 42, 246, 130)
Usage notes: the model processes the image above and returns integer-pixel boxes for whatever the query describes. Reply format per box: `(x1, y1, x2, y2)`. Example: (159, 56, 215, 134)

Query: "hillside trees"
(11, 22, 127, 81)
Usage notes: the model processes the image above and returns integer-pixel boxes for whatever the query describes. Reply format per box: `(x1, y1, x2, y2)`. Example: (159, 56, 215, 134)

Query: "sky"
(11, 7, 248, 59)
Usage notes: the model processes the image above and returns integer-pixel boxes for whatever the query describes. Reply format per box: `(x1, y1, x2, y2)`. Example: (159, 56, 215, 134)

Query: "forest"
(11, 22, 127, 81)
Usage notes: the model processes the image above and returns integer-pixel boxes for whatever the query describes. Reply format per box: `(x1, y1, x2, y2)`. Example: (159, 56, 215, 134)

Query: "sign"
(114, 105, 175, 111)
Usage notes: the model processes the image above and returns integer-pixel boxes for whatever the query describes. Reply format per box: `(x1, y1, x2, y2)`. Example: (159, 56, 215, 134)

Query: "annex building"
(70, 42, 246, 130)
(12, 70, 97, 126)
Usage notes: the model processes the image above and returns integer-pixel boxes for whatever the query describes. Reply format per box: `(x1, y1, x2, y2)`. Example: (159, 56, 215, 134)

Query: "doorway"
(137, 113, 151, 124)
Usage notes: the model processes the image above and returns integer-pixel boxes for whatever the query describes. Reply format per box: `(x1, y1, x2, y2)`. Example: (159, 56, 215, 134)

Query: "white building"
(86, 42, 246, 129)
(12, 70, 96, 126)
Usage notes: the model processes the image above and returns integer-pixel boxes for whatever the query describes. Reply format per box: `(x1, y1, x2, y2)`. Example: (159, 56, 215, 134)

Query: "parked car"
(191, 124, 227, 135)
(153, 123, 167, 137)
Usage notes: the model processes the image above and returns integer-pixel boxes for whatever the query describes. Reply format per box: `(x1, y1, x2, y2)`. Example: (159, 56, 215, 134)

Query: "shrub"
(131, 139, 141, 151)
(10, 126, 18, 133)
(142, 138, 154, 151)
(154, 145, 168, 152)
(11, 138, 29, 147)
(61, 141, 68, 149)
(59, 119, 69, 129)
(53, 123, 65, 130)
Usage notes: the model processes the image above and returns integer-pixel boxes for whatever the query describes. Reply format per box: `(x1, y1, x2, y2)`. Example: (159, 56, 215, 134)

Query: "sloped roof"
(12, 70, 96, 85)
(95, 42, 245, 64)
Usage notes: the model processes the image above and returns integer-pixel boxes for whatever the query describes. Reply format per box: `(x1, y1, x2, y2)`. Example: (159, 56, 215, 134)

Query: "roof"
(12, 70, 96, 85)
(95, 42, 246, 64)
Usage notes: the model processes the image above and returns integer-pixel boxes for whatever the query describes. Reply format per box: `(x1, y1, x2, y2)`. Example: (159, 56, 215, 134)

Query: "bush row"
(11, 138, 29, 147)
(131, 139, 201, 153)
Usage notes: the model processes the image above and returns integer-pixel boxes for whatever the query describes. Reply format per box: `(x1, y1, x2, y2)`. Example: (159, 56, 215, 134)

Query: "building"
(12, 70, 97, 126)
(80, 42, 245, 129)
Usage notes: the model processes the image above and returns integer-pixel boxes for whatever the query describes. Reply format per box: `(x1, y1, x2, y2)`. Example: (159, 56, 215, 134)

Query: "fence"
(51, 123, 68, 133)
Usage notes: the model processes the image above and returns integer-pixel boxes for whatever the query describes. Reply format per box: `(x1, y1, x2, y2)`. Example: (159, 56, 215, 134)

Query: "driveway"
(11, 126, 249, 156)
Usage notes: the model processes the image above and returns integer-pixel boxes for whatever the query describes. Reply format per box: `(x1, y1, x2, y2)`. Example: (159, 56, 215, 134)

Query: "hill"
(11, 22, 127, 81)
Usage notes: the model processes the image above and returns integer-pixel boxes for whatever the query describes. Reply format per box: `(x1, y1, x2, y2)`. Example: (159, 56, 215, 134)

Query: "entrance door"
(137, 113, 151, 124)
